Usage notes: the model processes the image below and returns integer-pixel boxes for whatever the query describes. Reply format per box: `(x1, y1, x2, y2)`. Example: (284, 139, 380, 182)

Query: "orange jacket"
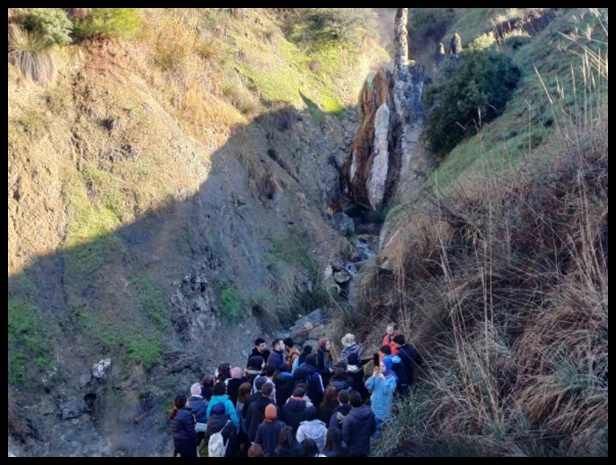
(285, 347, 300, 367)
(381, 332, 400, 359)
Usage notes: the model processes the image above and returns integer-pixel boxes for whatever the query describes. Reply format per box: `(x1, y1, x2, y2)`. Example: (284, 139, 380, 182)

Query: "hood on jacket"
(212, 402, 226, 416)
(348, 405, 374, 422)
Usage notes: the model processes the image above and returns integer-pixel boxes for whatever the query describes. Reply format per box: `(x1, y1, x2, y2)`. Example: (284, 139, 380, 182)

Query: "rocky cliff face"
(343, 8, 427, 212)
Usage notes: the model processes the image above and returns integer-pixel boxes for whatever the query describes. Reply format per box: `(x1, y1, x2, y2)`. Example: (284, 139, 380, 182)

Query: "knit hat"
(341, 333, 356, 348)
(265, 404, 278, 421)
(190, 383, 202, 396)
(231, 367, 243, 379)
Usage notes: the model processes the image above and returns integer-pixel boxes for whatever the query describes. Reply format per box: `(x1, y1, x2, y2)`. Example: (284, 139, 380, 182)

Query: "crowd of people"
(169, 324, 422, 457)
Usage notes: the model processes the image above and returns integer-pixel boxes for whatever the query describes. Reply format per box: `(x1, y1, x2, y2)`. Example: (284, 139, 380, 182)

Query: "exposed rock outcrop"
(343, 8, 427, 211)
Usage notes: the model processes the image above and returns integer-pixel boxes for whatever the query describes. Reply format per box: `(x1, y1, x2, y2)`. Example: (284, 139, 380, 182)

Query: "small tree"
(22, 9, 73, 46)
(75, 8, 141, 39)
(424, 48, 521, 159)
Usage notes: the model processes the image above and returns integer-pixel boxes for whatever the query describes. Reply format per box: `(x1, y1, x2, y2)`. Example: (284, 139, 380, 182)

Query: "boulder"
(61, 399, 88, 421)
(288, 309, 324, 346)
(330, 213, 355, 237)
(92, 359, 112, 380)
(334, 270, 352, 285)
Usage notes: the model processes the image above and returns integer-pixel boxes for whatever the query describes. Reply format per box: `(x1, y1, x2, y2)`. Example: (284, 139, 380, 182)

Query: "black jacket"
(226, 378, 243, 406)
(188, 396, 208, 424)
(241, 392, 261, 419)
(329, 377, 352, 392)
(274, 372, 295, 407)
(267, 350, 285, 371)
(255, 420, 286, 457)
(347, 368, 369, 401)
(274, 443, 303, 457)
(293, 364, 325, 407)
(342, 406, 376, 457)
(329, 403, 352, 430)
(246, 396, 278, 443)
(172, 408, 198, 446)
(397, 344, 422, 386)
(206, 413, 236, 457)
(282, 398, 307, 432)
(250, 348, 271, 366)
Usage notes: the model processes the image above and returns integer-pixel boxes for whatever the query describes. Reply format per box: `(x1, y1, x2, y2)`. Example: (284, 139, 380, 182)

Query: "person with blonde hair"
(340, 334, 363, 364)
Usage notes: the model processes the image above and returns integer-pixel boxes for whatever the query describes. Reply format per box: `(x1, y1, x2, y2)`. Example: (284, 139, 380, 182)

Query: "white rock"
(92, 359, 112, 379)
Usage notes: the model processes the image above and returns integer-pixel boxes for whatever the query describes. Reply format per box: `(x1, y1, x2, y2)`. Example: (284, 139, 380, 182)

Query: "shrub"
(8, 24, 57, 84)
(466, 32, 496, 52)
(126, 336, 162, 372)
(75, 8, 141, 39)
(424, 48, 521, 160)
(22, 9, 73, 45)
(303, 8, 378, 46)
(220, 287, 246, 322)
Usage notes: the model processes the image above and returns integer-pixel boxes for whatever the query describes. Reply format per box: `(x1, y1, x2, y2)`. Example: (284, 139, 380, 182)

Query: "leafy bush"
(466, 32, 496, 52)
(303, 8, 378, 46)
(8, 24, 57, 84)
(220, 287, 246, 322)
(424, 48, 521, 160)
(126, 336, 162, 372)
(22, 9, 73, 45)
(75, 8, 141, 39)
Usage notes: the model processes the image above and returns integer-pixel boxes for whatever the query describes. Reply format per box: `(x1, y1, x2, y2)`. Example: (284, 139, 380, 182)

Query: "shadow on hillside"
(7, 103, 354, 457)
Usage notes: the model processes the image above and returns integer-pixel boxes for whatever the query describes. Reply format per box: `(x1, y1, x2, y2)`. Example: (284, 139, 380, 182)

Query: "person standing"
(274, 426, 303, 457)
(365, 359, 397, 435)
(254, 404, 286, 457)
(328, 389, 352, 431)
(284, 337, 300, 369)
(316, 338, 334, 386)
(381, 323, 401, 358)
(296, 406, 328, 453)
(249, 338, 271, 366)
(393, 334, 423, 395)
(340, 334, 363, 365)
(170, 395, 198, 458)
(342, 391, 376, 457)
(267, 339, 285, 372)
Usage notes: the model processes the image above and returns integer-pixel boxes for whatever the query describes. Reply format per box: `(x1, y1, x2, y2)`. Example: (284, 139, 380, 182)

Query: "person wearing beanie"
(274, 363, 294, 407)
(205, 402, 237, 457)
(188, 383, 209, 445)
(206, 382, 240, 431)
(340, 333, 363, 365)
(293, 354, 325, 407)
(284, 337, 300, 368)
(227, 367, 245, 406)
(246, 383, 280, 443)
(296, 406, 328, 454)
(254, 403, 286, 457)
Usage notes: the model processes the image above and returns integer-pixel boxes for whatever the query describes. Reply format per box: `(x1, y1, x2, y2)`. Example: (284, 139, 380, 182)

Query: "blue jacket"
(365, 375, 397, 421)
(206, 395, 239, 430)
(188, 395, 208, 424)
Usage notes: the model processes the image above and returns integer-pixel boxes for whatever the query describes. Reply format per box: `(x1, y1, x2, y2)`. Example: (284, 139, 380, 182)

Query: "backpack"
(208, 420, 231, 457)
